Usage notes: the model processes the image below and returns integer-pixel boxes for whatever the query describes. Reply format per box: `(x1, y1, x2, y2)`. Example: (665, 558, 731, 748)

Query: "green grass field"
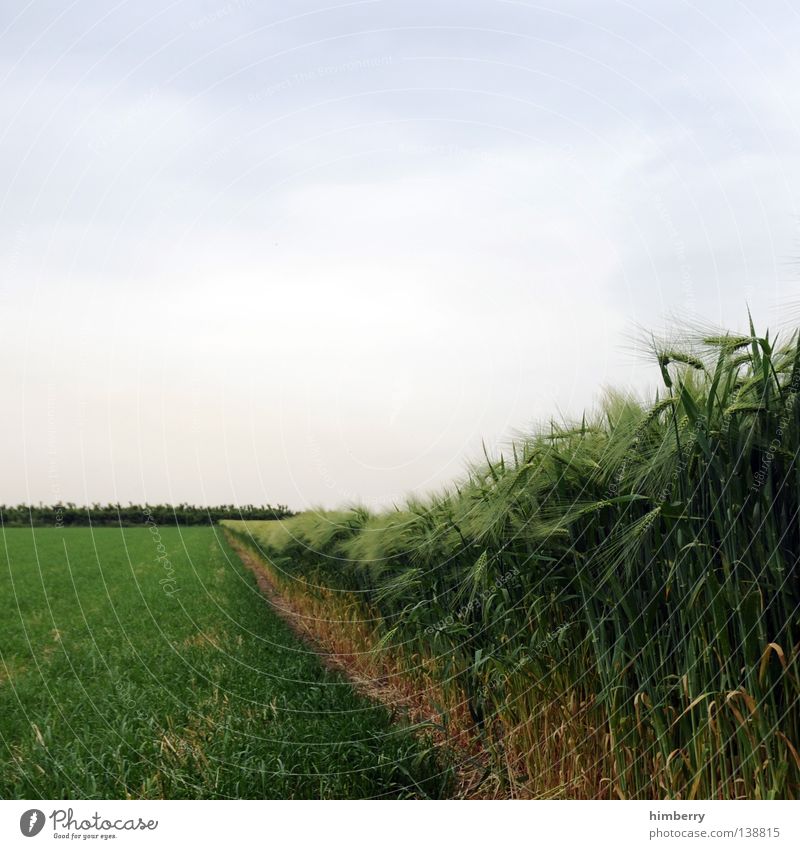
(0, 526, 449, 799)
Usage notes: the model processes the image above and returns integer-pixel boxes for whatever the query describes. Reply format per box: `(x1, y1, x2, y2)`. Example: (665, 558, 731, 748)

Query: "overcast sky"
(1, 1, 799, 510)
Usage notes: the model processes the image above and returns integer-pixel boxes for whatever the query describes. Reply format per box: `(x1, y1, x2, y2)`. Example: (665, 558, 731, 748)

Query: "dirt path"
(223, 529, 493, 798)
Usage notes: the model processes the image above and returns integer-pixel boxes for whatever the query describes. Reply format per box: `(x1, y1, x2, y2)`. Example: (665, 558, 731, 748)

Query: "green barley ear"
(661, 350, 706, 371)
(724, 402, 766, 415)
(703, 334, 755, 352)
(454, 549, 490, 607)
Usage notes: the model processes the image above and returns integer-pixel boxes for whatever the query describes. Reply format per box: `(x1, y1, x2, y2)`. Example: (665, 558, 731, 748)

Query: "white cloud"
(2, 0, 800, 508)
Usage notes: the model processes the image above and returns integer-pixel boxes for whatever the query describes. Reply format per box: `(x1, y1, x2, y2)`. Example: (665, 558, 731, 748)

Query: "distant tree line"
(0, 503, 293, 527)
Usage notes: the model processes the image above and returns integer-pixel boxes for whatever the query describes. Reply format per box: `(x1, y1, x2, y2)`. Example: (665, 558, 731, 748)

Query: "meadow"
(0, 526, 450, 799)
(225, 321, 800, 799)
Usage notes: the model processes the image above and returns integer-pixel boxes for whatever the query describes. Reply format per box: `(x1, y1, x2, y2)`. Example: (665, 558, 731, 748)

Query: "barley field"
(226, 323, 800, 799)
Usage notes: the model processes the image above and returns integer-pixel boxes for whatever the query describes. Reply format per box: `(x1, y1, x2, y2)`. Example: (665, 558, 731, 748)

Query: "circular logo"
(19, 809, 46, 837)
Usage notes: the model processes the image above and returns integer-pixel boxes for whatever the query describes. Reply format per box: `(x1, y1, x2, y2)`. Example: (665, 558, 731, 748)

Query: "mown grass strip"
(0, 526, 451, 798)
